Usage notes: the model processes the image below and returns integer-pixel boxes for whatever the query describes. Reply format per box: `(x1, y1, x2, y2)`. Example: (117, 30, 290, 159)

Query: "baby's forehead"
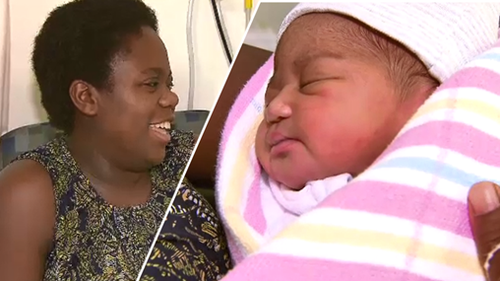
(273, 12, 432, 91)
(276, 13, 382, 60)
(274, 11, 424, 75)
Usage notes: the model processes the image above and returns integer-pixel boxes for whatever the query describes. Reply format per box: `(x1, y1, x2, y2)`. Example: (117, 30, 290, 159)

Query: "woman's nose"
(159, 89, 179, 108)
(265, 94, 292, 124)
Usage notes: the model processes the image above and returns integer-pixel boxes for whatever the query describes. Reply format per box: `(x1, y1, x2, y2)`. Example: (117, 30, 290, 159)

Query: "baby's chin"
(280, 181, 307, 191)
(258, 159, 309, 191)
(257, 149, 311, 190)
(267, 168, 309, 191)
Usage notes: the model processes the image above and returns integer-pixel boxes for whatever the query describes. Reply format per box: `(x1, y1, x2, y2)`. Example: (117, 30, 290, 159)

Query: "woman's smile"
(149, 121, 172, 144)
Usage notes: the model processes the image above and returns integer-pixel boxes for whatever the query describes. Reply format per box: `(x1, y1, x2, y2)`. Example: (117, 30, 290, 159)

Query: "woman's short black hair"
(32, 0, 159, 133)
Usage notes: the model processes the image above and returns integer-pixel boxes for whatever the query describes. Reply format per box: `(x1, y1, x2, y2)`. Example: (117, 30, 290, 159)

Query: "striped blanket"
(216, 41, 500, 281)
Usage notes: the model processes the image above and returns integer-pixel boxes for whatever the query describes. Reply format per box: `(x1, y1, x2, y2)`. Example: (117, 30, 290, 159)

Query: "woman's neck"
(66, 129, 152, 206)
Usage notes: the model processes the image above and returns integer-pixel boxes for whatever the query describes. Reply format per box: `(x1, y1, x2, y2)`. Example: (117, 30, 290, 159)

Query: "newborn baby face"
(255, 13, 436, 190)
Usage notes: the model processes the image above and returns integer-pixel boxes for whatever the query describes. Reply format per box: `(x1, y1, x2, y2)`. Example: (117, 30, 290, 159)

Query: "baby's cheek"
(255, 122, 269, 172)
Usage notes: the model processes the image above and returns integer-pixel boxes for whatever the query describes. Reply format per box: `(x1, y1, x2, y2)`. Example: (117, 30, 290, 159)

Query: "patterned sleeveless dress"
(14, 130, 194, 281)
(140, 182, 232, 281)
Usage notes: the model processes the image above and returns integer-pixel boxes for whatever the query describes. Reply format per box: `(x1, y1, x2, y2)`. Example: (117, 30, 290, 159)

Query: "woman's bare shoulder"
(0, 160, 56, 280)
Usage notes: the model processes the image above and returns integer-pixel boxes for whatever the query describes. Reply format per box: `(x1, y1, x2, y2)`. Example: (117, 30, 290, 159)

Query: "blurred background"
(244, 2, 297, 51)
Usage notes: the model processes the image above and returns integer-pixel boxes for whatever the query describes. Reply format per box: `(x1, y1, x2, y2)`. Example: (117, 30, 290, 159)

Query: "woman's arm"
(0, 160, 55, 281)
(140, 179, 232, 281)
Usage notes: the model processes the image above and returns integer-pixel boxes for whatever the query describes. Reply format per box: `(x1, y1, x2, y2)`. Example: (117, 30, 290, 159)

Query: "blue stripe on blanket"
(477, 51, 500, 62)
(373, 157, 499, 187)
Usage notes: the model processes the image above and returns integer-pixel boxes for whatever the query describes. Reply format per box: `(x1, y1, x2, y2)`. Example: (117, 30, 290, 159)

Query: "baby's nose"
(265, 99, 292, 123)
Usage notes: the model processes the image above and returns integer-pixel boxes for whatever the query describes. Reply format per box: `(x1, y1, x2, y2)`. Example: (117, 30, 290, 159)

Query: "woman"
(0, 0, 229, 280)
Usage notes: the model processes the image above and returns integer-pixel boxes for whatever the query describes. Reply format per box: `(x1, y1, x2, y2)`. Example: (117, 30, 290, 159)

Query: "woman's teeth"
(150, 121, 171, 130)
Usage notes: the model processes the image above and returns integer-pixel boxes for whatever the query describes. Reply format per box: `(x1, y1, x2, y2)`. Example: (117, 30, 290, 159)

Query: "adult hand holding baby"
(469, 182, 500, 281)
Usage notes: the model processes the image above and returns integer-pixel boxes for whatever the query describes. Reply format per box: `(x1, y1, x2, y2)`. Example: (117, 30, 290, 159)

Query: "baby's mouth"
(271, 138, 289, 148)
(268, 133, 294, 148)
(269, 137, 298, 156)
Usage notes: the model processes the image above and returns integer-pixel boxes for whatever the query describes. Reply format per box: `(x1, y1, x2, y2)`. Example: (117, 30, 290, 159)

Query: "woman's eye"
(145, 81, 159, 88)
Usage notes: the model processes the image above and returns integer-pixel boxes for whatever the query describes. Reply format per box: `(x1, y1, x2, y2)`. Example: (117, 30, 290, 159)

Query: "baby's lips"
(266, 130, 290, 147)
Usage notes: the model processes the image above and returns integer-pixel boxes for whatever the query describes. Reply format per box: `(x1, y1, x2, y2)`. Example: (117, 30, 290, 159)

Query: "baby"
(254, 4, 498, 238)
(216, 3, 500, 280)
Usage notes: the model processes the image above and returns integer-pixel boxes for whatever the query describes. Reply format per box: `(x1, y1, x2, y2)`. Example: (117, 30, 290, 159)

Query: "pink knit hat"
(278, 3, 500, 82)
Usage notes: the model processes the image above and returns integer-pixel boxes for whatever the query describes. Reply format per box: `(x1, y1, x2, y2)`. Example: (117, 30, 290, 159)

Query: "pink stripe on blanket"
(222, 254, 439, 281)
(319, 181, 471, 238)
(437, 66, 500, 94)
(382, 121, 500, 167)
(219, 56, 273, 151)
(243, 159, 267, 234)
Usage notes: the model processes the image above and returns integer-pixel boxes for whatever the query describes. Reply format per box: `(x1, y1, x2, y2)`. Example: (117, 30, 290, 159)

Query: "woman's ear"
(69, 80, 99, 117)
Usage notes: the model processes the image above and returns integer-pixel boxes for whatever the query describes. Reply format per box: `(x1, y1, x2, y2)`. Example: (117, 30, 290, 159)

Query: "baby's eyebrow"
(294, 50, 345, 69)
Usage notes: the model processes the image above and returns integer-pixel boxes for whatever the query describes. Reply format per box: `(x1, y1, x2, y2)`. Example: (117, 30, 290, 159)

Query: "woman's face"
(85, 26, 178, 170)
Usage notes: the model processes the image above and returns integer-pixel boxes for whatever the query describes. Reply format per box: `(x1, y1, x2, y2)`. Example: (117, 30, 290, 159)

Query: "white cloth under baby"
(261, 173, 352, 240)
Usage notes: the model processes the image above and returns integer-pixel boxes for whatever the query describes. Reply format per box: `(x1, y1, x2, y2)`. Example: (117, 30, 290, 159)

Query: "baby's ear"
(394, 80, 436, 126)
(417, 77, 439, 99)
(402, 80, 437, 112)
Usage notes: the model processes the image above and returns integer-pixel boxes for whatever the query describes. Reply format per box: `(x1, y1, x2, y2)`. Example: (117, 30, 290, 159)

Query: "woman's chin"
(147, 148, 167, 167)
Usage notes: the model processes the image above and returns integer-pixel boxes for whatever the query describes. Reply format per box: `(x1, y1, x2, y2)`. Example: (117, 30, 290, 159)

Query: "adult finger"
(468, 181, 500, 281)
